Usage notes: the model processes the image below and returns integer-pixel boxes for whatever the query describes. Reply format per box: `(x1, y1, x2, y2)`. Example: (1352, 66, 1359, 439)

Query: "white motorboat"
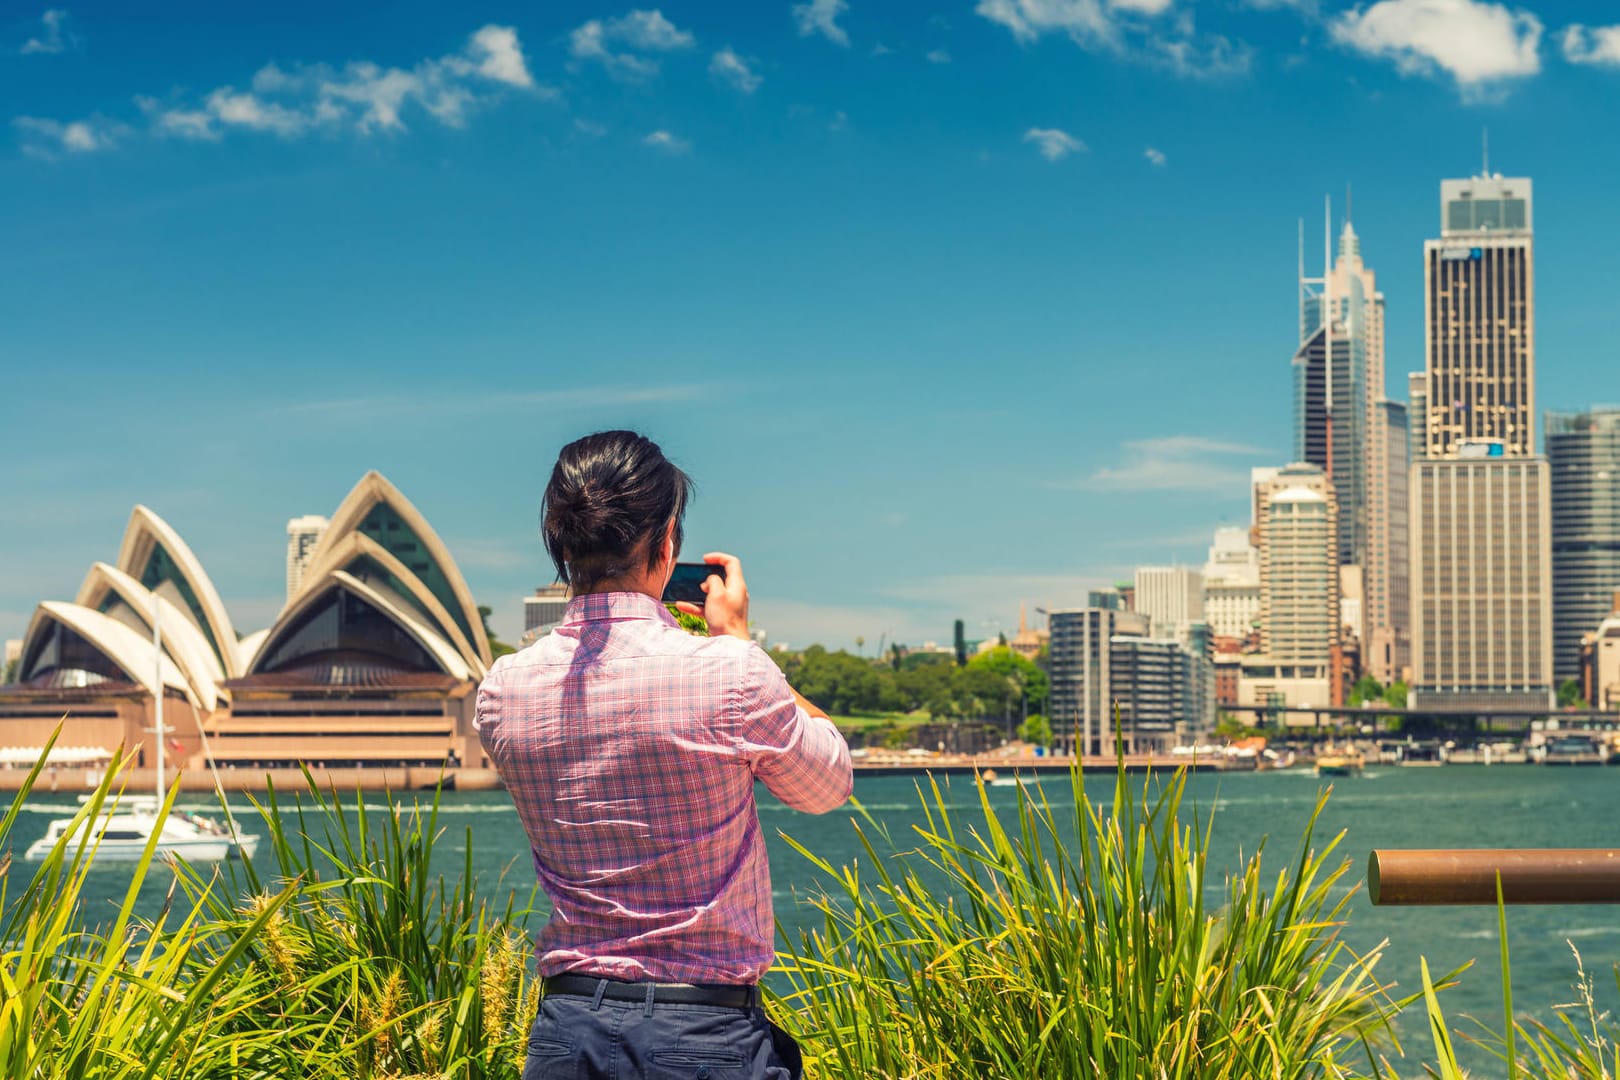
(25, 796, 259, 862)
(24, 601, 259, 864)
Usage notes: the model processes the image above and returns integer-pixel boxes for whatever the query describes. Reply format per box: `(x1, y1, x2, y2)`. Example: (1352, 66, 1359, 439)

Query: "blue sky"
(4, 0, 1620, 652)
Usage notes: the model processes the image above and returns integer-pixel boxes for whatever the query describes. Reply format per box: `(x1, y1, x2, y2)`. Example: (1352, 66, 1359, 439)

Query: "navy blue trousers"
(522, 989, 803, 1080)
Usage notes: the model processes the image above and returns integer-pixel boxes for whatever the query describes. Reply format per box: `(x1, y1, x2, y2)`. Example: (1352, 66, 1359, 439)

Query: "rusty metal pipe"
(1368, 849, 1620, 906)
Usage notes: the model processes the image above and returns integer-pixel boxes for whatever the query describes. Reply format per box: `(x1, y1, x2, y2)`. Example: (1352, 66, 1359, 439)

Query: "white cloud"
(1562, 24, 1620, 67)
(137, 23, 544, 142)
(21, 8, 71, 55)
(1077, 435, 1273, 492)
(610, 10, 695, 50)
(1144, 145, 1167, 165)
(643, 129, 691, 153)
(1022, 126, 1085, 160)
(574, 117, 608, 137)
(794, 0, 852, 47)
(462, 25, 535, 87)
(206, 88, 311, 136)
(926, 48, 952, 63)
(710, 47, 763, 92)
(978, 0, 1250, 76)
(977, 0, 1119, 48)
(14, 115, 122, 157)
(1331, 0, 1541, 93)
(571, 9, 693, 79)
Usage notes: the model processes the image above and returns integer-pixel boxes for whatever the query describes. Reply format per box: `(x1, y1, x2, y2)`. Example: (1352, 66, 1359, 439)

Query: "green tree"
(896, 659, 959, 717)
(1382, 680, 1408, 709)
(2, 658, 15, 684)
(792, 647, 891, 716)
(956, 665, 1018, 720)
(1019, 713, 1052, 747)
(1347, 675, 1383, 707)
(967, 646, 1050, 715)
(478, 604, 516, 660)
(1559, 677, 1590, 709)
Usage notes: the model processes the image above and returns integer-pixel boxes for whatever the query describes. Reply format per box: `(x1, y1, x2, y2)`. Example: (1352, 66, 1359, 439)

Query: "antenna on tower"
(1297, 217, 1305, 336)
(1482, 126, 1490, 176)
(1346, 181, 1352, 226)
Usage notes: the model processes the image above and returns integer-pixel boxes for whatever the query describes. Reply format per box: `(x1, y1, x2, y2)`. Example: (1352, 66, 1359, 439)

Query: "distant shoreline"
(1, 755, 1225, 795)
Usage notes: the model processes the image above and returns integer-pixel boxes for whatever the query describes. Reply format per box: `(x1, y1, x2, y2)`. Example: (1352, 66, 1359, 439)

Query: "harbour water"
(12, 764, 1620, 1070)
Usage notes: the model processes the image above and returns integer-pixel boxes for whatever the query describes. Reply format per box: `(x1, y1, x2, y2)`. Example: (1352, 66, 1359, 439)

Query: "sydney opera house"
(0, 472, 498, 786)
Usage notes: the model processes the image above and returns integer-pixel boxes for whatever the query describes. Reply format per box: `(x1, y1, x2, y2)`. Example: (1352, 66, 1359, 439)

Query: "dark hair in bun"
(542, 431, 693, 592)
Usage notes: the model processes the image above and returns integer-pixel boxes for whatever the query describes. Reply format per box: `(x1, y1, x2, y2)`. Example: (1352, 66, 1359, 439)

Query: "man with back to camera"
(475, 430, 853, 1080)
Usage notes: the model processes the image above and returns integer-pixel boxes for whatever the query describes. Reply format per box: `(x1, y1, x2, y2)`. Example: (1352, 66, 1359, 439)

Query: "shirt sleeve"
(735, 648, 853, 814)
(473, 664, 504, 756)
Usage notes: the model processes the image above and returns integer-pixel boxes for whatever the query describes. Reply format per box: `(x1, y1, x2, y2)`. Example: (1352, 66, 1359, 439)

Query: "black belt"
(542, 974, 759, 1009)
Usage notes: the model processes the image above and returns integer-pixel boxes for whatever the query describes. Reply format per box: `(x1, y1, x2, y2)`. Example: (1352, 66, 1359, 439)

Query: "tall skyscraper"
(1297, 218, 1385, 572)
(1367, 399, 1411, 682)
(1134, 566, 1204, 641)
(1257, 469, 1339, 668)
(1296, 212, 1409, 679)
(1410, 170, 1551, 710)
(1410, 444, 1552, 709)
(285, 515, 329, 600)
(1546, 409, 1620, 683)
(1239, 464, 1340, 710)
(1423, 175, 1534, 458)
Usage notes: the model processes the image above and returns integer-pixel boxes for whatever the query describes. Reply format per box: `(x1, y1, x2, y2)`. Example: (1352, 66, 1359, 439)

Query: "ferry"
(1314, 748, 1365, 777)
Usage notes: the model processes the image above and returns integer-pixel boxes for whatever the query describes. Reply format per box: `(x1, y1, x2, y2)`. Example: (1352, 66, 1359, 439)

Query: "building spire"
(1482, 125, 1490, 177)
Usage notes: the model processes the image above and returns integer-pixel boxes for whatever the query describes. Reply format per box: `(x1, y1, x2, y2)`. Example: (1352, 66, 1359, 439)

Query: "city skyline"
(6, 1, 1620, 654)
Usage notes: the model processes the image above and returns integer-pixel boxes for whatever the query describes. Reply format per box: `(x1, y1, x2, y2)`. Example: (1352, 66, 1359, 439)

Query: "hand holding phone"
(663, 561, 726, 608)
(665, 553, 750, 641)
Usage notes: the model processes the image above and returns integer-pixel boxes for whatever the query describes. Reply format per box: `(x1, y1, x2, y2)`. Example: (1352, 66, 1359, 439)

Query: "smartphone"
(663, 562, 726, 607)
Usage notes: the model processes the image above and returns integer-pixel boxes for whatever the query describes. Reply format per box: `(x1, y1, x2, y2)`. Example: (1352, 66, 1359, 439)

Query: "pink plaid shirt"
(474, 591, 852, 985)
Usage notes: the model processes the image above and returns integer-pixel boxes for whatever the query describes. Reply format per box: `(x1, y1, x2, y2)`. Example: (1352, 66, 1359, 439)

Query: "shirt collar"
(562, 591, 678, 627)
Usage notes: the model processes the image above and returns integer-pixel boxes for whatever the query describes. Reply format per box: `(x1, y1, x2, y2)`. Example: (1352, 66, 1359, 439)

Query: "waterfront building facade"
(285, 515, 330, 600)
(1422, 175, 1535, 458)
(1546, 409, 1620, 683)
(1108, 635, 1208, 753)
(1047, 607, 1150, 756)
(1134, 566, 1204, 642)
(1409, 448, 1553, 710)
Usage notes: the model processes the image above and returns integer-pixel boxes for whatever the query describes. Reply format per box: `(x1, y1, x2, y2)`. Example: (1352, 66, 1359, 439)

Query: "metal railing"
(1368, 849, 1620, 906)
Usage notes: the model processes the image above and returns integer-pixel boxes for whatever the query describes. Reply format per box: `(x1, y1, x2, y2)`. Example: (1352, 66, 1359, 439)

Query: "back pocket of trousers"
(523, 1036, 579, 1080)
(649, 1047, 747, 1078)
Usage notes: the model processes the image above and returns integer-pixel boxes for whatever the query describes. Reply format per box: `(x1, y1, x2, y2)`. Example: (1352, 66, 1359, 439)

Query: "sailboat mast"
(153, 598, 163, 800)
